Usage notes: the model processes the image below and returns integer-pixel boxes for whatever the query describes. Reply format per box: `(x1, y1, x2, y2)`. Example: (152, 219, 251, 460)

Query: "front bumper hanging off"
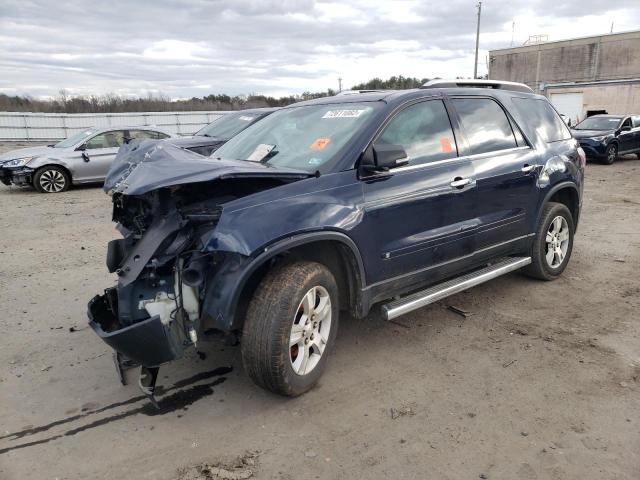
(88, 287, 190, 367)
(0, 166, 34, 186)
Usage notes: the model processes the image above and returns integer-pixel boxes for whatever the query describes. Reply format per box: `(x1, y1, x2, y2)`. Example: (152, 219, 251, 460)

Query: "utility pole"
(338, 77, 343, 92)
(510, 20, 515, 47)
(474, 1, 482, 79)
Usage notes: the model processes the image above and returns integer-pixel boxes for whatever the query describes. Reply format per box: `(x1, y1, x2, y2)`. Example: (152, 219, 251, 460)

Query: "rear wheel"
(524, 202, 574, 281)
(33, 166, 70, 193)
(601, 143, 617, 165)
(241, 261, 339, 396)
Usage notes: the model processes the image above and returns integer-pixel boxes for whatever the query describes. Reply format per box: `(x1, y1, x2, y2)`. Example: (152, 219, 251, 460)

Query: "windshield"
(195, 112, 264, 139)
(212, 102, 380, 172)
(54, 128, 98, 148)
(573, 117, 622, 131)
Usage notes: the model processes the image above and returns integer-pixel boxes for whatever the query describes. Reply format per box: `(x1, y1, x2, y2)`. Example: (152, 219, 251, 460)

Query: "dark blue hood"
(104, 139, 311, 196)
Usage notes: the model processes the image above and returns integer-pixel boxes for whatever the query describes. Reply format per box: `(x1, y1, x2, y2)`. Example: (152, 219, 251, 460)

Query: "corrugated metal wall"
(0, 111, 228, 140)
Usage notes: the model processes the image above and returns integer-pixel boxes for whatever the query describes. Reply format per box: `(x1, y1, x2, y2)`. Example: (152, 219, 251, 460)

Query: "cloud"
(0, 0, 638, 98)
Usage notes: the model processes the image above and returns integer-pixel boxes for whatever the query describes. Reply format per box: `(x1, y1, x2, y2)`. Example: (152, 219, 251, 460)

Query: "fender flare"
(205, 231, 367, 330)
(537, 181, 580, 226)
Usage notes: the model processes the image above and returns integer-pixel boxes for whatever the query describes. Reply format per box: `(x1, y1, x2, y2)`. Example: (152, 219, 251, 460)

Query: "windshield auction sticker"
(310, 138, 331, 150)
(247, 143, 276, 161)
(322, 109, 366, 119)
(239, 116, 255, 121)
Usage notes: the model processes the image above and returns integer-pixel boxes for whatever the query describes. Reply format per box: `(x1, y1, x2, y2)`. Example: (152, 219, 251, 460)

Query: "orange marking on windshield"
(310, 138, 331, 151)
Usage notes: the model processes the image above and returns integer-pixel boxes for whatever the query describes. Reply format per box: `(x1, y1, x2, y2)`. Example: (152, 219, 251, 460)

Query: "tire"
(601, 143, 617, 165)
(241, 261, 339, 397)
(524, 202, 574, 281)
(33, 166, 70, 193)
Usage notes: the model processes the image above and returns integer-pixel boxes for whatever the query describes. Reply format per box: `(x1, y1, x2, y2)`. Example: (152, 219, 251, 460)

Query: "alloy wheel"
(289, 285, 332, 376)
(545, 215, 570, 268)
(39, 169, 66, 192)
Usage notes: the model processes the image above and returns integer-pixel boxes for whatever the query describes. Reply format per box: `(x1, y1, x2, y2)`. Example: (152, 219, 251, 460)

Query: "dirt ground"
(0, 142, 638, 480)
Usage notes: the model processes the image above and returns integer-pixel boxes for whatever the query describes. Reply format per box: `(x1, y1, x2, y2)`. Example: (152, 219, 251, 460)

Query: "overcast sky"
(1, 1, 639, 99)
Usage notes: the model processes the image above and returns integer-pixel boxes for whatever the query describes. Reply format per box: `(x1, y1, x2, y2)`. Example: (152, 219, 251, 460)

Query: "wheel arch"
(33, 163, 73, 191)
(230, 232, 367, 330)
(541, 182, 580, 229)
(34, 162, 73, 181)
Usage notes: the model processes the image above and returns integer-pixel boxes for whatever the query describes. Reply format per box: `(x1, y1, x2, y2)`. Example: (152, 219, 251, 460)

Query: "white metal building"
(489, 30, 640, 124)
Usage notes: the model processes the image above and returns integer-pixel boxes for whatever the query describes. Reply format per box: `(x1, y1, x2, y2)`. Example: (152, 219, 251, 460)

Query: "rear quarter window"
(450, 97, 518, 155)
(510, 97, 572, 143)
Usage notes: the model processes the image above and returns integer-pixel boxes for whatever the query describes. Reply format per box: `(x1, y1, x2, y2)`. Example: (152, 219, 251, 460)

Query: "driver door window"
(377, 100, 458, 166)
(85, 131, 125, 149)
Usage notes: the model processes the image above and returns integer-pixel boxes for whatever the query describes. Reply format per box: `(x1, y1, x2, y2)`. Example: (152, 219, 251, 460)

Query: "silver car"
(0, 126, 174, 193)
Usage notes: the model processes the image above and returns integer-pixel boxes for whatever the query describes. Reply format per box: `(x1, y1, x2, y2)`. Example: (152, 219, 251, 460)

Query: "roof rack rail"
(336, 89, 387, 96)
(421, 79, 534, 94)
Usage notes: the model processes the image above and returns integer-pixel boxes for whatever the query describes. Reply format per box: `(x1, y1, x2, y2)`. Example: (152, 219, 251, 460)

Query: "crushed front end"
(88, 187, 224, 368)
(87, 141, 310, 398)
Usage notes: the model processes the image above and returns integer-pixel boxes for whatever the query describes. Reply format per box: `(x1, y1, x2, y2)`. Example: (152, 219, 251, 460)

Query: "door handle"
(450, 177, 471, 188)
(521, 164, 535, 173)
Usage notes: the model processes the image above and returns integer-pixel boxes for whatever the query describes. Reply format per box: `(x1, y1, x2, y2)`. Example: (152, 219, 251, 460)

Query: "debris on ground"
(390, 405, 415, 419)
(502, 360, 517, 368)
(176, 451, 260, 480)
(388, 319, 411, 329)
(446, 305, 473, 318)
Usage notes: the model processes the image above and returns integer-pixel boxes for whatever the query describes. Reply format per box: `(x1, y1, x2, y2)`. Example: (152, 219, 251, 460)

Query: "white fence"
(0, 111, 228, 141)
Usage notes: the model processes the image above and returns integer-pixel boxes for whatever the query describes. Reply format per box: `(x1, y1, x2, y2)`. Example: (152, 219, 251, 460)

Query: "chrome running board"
(382, 257, 531, 320)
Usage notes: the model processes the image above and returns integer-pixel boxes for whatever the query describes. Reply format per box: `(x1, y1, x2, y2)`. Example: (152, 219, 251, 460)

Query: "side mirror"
(621, 125, 631, 132)
(371, 144, 409, 170)
(81, 152, 90, 162)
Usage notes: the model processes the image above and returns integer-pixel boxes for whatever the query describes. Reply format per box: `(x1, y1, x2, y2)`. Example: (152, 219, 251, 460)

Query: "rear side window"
(129, 130, 169, 140)
(510, 97, 571, 142)
(451, 98, 517, 154)
(376, 100, 457, 166)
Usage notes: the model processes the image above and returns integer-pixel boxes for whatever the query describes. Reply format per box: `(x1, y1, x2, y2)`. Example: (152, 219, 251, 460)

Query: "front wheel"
(241, 261, 339, 396)
(524, 202, 575, 281)
(601, 143, 617, 165)
(33, 166, 70, 193)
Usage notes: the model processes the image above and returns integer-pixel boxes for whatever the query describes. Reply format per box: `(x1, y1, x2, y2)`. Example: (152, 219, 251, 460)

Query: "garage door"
(549, 92, 584, 126)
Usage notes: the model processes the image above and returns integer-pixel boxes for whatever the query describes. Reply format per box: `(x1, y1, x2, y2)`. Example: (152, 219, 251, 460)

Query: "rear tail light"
(577, 147, 586, 168)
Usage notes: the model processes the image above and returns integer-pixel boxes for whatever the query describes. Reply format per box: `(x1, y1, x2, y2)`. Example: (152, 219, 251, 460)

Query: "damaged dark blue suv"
(88, 80, 585, 401)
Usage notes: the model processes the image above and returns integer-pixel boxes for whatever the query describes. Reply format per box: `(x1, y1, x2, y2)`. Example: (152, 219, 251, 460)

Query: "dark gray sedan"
(167, 108, 276, 156)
